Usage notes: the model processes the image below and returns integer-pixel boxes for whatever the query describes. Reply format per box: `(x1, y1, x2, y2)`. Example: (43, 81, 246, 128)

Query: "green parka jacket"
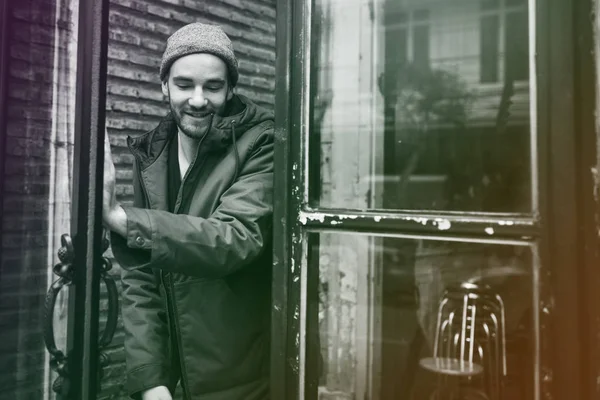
(111, 94, 274, 400)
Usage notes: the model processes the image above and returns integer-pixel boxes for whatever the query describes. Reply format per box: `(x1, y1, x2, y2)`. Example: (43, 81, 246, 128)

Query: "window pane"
(505, 11, 529, 81)
(480, 15, 500, 83)
(413, 9, 430, 22)
(304, 232, 538, 400)
(310, 0, 532, 212)
(412, 21, 430, 70)
(482, 0, 500, 10)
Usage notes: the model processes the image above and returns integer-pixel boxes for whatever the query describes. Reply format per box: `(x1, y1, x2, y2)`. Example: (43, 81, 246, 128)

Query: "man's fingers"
(104, 130, 116, 177)
(104, 128, 112, 158)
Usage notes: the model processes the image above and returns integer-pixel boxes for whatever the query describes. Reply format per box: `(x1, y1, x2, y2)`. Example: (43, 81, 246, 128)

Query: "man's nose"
(188, 90, 207, 108)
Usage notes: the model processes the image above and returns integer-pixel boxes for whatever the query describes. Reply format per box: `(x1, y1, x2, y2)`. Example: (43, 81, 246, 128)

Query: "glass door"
(273, 0, 596, 399)
(0, 0, 114, 398)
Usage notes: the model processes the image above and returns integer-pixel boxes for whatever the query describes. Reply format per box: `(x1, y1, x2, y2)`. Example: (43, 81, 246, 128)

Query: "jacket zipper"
(133, 154, 193, 399)
(165, 131, 211, 400)
(133, 119, 229, 399)
(160, 272, 190, 398)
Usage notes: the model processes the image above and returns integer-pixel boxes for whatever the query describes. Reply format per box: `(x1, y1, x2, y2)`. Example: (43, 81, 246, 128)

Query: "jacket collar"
(127, 94, 273, 171)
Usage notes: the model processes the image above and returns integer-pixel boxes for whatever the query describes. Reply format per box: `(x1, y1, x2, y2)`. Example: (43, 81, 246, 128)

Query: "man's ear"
(226, 86, 234, 101)
(161, 80, 169, 98)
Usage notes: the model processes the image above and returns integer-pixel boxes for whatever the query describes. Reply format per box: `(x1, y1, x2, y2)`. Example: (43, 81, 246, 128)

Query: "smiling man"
(102, 23, 274, 400)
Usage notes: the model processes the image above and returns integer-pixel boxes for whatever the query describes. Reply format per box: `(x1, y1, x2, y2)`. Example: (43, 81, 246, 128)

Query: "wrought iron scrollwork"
(42, 232, 119, 395)
(43, 233, 74, 396)
(98, 235, 119, 381)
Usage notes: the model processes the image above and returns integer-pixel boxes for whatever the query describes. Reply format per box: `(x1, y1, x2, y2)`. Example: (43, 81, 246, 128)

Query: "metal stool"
(420, 282, 507, 400)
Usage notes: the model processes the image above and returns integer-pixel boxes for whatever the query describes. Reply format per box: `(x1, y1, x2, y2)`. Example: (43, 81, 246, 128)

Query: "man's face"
(162, 53, 233, 140)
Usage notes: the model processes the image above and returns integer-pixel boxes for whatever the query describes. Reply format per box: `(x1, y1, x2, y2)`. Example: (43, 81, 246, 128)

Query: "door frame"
(572, 0, 600, 396)
(60, 0, 110, 397)
(271, 1, 600, 400)
(541, 0, 599, 398)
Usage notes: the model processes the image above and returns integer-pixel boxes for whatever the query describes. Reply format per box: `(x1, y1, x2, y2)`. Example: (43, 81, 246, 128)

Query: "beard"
(171, 103, 215, 140)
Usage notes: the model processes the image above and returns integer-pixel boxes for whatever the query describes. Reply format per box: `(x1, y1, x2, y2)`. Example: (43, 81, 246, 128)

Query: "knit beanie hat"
(160, 22, 239, 86)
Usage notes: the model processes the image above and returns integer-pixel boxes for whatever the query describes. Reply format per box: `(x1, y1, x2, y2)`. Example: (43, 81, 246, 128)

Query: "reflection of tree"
(379, 61, 523, 211)
(390, 64, 472, 127)
(378, 63, 473, 206)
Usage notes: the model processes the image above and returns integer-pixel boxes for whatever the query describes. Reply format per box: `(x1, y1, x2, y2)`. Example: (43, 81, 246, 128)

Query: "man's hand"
(141, 385, 172, 400)
(103, 130, 127, 237)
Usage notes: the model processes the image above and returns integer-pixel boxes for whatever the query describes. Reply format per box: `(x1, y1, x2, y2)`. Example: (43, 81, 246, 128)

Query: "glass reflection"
(310, 0, 531, 212)
(305, 233, 535, 400)
(0, 0, 78, 398)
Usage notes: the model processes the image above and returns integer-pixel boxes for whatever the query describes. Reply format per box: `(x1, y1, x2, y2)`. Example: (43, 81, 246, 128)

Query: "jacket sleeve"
(111, 162, 174, 398)
(121, 267, 173, 398)
(112, 128, 274, 279)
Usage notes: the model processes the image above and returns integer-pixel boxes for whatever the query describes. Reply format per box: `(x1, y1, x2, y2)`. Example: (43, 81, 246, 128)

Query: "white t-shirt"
(177, 132, 191, 179)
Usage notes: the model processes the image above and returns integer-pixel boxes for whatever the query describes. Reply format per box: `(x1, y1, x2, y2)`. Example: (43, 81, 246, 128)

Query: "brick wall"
(0, 0, 276, 399)
(0, 0, 64, 399)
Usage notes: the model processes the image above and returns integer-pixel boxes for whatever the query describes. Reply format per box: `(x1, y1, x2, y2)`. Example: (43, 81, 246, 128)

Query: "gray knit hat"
(160, 22, 239, 86)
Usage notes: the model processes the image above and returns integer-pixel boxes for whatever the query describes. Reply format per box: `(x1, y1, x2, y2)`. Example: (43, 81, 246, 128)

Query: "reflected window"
(310, 0, 532, 212)
(384, 9, 430, 71)
(480, 0, 529, 83)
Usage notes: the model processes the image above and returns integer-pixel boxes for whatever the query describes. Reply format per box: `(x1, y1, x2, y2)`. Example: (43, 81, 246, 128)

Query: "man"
(102, 22, 274, 400)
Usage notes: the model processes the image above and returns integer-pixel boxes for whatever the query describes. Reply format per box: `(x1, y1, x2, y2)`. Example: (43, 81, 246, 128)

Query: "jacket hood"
(127, 94, 274, 170)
